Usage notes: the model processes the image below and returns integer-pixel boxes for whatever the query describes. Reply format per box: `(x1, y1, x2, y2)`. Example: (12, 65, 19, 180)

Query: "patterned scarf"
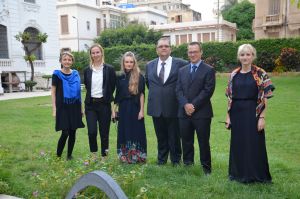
(225, 65, 275, 117)
(53, 70, 81, 104)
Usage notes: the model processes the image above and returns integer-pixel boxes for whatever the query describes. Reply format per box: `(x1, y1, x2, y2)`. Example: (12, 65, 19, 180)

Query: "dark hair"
(188, 42, 203, 52)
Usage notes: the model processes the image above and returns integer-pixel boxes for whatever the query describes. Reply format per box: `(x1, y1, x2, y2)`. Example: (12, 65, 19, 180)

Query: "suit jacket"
(176, 61, 215, 119)
(145, 57, 189, 117)
(83, 64, 116, 105)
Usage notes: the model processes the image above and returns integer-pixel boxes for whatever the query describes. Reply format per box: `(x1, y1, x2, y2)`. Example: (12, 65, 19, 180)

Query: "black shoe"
(67, 156, 73, 161)
(203, 167, 211, 175)
(183, 161, 194, 166)
(157, 161, 167, 165)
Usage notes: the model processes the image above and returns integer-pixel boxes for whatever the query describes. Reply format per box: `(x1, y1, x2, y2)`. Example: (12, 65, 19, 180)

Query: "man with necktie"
(176, 42, 216, 174)
(145, 37, 188, 166)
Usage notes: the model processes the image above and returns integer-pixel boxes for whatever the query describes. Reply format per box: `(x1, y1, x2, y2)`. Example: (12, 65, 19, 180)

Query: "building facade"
(126, 0, 201, 23)
(57, 0, 167, 51)
(254, 0, 300, 39)
(150, 19, 237, 45)
(0, 0, 60, 93)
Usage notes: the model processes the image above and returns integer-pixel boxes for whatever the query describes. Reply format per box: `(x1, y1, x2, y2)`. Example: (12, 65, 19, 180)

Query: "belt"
(91, 97, 104, 103)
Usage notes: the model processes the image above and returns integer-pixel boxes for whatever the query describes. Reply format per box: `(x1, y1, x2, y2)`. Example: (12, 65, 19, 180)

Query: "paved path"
(0, 195, 22, 199)
(0, 91, 51, 101)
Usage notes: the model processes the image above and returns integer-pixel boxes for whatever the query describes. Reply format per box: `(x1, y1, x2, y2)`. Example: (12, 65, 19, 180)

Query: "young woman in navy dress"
(112, 51, 147, 163)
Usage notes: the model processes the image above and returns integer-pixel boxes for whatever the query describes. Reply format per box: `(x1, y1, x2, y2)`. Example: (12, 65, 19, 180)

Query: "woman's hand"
(258, 117, 265, 132)
(111, 110, 116, 119)
(52, 109, 56, 117)
(225, 115, 231, 130)
(138, 110, 144, 120)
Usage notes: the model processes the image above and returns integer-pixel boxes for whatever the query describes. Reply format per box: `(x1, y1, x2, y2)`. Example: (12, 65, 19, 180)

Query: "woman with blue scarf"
(51, 52, 85, 160)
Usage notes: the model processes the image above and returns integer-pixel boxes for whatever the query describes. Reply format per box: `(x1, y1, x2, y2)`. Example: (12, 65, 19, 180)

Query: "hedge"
(73, 38, 300, 72)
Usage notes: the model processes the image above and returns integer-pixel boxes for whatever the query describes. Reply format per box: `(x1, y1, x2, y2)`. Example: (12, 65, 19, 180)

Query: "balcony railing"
(264, 14, 283, 26)
(27, 60, 45, 68)
(266, 14, 280, 22)
(0, 59, 12, 67)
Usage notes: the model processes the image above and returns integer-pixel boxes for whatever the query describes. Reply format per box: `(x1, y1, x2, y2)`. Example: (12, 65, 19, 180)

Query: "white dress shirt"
(157, 56, 172, 83)
(91, 65, 104, 98)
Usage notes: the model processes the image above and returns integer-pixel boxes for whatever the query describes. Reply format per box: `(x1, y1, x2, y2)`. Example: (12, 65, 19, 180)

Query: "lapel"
(87, 67, 93, 90)
(152, 58, 161, 83)
(103, 64, 107, 89)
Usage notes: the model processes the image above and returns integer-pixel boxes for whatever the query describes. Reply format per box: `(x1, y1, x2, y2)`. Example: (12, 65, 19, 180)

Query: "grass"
(0, 76, 300, 198)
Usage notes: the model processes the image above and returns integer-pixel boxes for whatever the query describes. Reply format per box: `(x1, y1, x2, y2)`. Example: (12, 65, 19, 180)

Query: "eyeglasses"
(188, 51, 200, 55)
(157, 45, 170, 49)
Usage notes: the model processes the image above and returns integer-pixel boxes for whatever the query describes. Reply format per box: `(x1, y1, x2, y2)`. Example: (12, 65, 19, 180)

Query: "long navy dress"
(229, 71, 272, 183)
(115, 72, 147, 163)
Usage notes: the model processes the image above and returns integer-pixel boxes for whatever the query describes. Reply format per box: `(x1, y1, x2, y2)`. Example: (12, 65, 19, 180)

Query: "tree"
(291, 0, 300, 8)
(221, 0, 238, 13)
(15, 31, 48, 81)
(94, 24, 162, 48)
(222, 0, 255, 40)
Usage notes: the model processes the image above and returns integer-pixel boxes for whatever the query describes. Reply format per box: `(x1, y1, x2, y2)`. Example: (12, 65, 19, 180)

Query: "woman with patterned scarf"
(225, 44, 275, 183)
(51, 52, 85, 160)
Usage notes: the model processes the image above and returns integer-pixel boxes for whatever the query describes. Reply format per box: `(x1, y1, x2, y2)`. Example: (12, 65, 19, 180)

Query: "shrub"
(278, 48, 300, 71)
(24, 80, 37, 91)
(256, 51, 277, 72)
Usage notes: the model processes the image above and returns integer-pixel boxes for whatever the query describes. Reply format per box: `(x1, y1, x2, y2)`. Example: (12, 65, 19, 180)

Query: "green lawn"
(0, 76, 299, 198)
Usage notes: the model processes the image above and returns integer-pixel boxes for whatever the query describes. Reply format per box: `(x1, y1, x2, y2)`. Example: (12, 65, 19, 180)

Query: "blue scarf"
(53, 70, 81, 104)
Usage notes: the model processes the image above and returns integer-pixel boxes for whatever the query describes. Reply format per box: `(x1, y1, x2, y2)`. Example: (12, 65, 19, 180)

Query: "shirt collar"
(159, 56, 172, 65)
(190, 60, 202, 69)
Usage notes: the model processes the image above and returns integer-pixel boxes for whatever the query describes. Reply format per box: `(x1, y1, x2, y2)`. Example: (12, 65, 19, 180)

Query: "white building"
(150, 19, 237, 45)
(0, 0, 60, 93)
(57, 0, 167, 51)
(123, 7, 167, 25)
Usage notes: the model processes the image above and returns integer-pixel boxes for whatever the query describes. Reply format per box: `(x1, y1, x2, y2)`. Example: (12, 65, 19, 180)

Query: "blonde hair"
(237, 44, 257, 60)
(59, 51, 74, 62)
(89, 44, 105, 67)
(121, 51, 140, 95)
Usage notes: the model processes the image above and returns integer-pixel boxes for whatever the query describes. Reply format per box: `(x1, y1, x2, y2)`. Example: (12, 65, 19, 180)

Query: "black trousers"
(57, 129, 76, 157)
(85, 101, 111, 157)
(179, 118, 211, 170)
(153, 116, 182, 164)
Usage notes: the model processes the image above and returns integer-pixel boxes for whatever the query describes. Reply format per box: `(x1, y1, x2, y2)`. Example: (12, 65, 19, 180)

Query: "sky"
(182, 0, 216, 21)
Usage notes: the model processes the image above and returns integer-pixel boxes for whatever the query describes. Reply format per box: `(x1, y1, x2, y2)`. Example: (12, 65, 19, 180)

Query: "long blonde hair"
(121, 51, 140, 95)
(89, 44, 105, 67)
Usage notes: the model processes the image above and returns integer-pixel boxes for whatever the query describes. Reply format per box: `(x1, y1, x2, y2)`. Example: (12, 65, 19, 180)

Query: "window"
(96, 18, 101, 36)
(24, 0, 35, 3)
(203, 33, 210, 42)
(86, 21, 90, 30)
(0, 25, 9, 58)
(269, 0, 280, 15)
(110, 14, 122, 29)
(150, 21, 156, 25)
(163, 5, 167, 10)
(180, 35, 187, 44)
(175, 15, 182, 23)
(23, 27, 43, 60)
(60, 15, 69, 34)
(96, 0, 100, 6)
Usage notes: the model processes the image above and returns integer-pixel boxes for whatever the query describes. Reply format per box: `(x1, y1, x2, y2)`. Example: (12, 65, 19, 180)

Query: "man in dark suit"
(176, 42, 215, 174)
(145, 37, 188, 166)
